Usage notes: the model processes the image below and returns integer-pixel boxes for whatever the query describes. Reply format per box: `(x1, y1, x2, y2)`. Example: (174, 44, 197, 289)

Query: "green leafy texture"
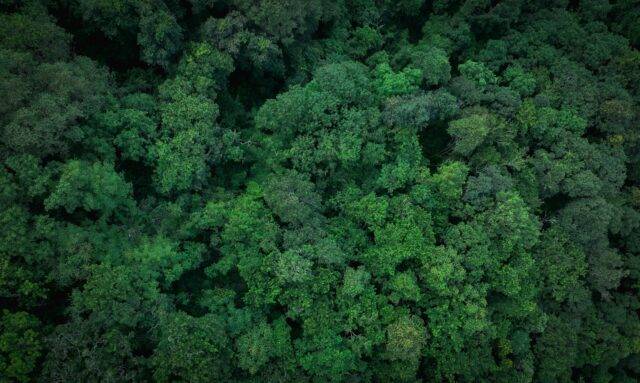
(236, 319, 292, 374)
(1, 57, 113, 158)
(0, 310, 42, 382)
(137, 5, 183, 68)
(151, 312, 232, 382)
(448, 114, 491, 156)
(0, 11, 70, 62)
(0, 1, 639, 382)
(44, 160, 134, 217)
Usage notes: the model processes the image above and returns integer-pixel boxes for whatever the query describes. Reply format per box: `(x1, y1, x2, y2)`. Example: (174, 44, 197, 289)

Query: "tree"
(0, 310, 42, 382)
(448, 114, 491, 156)
(0, 11, 70, 62)
(1, 1, 640, 381)
(44, 160, 135, 218)
(151, 312, 233, 382)
(137, 6, 183, 68)
(236, 319, 292, 374)
(1, 57, 114, 158)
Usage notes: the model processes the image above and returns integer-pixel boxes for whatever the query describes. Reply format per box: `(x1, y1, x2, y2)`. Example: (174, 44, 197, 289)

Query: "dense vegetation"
(1, 0, 640, 381)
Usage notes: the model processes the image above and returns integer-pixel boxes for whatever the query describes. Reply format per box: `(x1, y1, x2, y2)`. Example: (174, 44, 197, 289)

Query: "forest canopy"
(1, 0, 640, 382)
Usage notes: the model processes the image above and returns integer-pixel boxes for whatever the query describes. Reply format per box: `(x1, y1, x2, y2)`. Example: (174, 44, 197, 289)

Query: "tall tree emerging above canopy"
(1, 0, 639, 382)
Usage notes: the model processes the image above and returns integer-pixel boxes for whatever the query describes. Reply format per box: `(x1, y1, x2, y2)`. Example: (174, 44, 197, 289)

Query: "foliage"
(1, 1, 639, 382)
